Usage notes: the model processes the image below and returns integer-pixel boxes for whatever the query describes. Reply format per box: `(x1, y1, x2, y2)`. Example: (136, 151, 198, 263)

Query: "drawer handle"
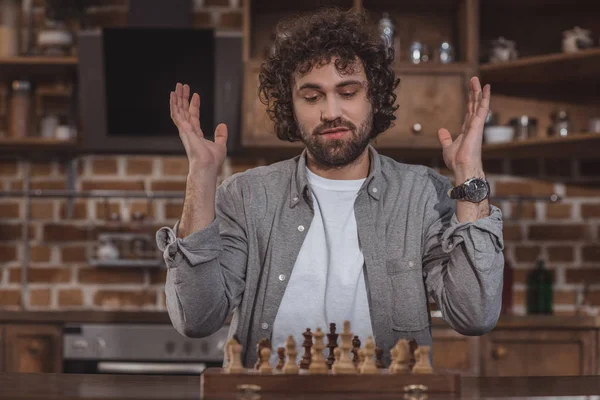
(492, 346, 508, 360)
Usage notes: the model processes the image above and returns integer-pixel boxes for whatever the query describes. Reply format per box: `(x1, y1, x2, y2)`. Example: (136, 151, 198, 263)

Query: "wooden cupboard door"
(5, 324, 62, 373)
(432, 327, 480, 376)
(482, 329, 596, 377)
(373, 67, 469, 149)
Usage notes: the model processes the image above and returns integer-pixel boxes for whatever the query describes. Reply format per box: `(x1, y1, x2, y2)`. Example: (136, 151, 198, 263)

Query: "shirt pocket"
(386, 258, 430, 332)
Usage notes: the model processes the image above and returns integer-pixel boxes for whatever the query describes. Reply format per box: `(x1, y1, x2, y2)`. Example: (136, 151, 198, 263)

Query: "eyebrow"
(297, 80, 363, 91)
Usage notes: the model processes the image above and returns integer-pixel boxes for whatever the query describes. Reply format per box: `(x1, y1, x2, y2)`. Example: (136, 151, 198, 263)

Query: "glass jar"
(8, 80, 32, 138)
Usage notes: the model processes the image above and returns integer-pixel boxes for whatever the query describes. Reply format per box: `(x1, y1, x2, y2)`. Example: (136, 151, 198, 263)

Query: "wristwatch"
(448, 177, 490, 203)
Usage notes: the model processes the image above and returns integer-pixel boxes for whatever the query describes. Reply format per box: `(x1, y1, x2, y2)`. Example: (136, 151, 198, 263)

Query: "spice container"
(8, 80, 32, 138)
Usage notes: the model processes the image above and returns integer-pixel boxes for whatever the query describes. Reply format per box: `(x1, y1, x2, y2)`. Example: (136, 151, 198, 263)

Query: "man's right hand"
(170, 82, 228, 176)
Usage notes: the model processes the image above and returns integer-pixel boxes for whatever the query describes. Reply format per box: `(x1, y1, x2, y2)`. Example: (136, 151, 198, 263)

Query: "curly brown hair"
(258, 7, 400, 142)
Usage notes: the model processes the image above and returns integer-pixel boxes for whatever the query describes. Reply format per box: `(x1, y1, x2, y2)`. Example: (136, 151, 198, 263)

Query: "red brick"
(81, 180, 144, 191)
(59, 201, 88, 220)
(219, 11, 243, 29)
(43, 224, 94, 242)
(61, 245, 87, 263)
(543, 158, 572, 178)
(0, 161, 18, 176)
(565, 268, 600, 284)
(510, 202, 536, 219)
(582, 246, 600, 262)
(30, 180, 66, 190)
(78, 268, 145, 284)
(93, 290, 157, 308)
(162, 157, 189, 176)
(30, 201, 54, 219)
(514, 246, 541, 263)
(30, 162, 53, 177)
(565, 184, 600, 197)
(503, 224, 523, 241)
(91, 158, 118, 175)
(528, 224, 589, 241)
(150, 180, 186, 191)
(58, 289, 84, 307)
(165, 203, 183, 219)
(30, 245, 51, 262)
(0, 202, 20, 218)
(510, 159, 540, 176)
(29, 289, 51, 307)
(580, 160, 600, 177)
(495, 180, 555, 197)
(193, 11, 213, 27)
(0, 289, 21, 307)
(126, 158, 154, 175)
(0, 245, 17, 262)
(545, 203, 572, 220)
(547, 246, 574, 262)
(581, 204, 600, 218)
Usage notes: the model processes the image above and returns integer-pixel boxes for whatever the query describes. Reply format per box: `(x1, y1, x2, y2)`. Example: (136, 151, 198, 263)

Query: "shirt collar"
(289, 144, 384, 208)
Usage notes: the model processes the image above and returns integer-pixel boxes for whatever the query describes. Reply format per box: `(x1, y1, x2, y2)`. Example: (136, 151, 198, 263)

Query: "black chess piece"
(299, 328, 313, 369)
(326, 323, 338, 369)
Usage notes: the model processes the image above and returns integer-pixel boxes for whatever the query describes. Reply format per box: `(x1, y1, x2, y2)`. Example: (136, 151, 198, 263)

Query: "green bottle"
(526, 260, 553, 315)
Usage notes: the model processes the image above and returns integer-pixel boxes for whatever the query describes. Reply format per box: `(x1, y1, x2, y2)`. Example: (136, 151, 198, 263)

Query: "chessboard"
(200, 320, 461, 398)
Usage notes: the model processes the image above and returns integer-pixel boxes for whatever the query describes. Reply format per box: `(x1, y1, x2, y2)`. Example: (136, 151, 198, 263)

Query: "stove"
(63, 323, 229, 375)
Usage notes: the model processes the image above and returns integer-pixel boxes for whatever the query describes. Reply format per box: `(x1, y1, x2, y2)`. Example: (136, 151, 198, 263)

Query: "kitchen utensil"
(484, 126, 514, 144)
(509, 115, 537, 141)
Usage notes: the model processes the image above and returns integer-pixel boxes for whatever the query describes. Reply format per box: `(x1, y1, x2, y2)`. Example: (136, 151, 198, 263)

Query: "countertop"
(2, 373, 600, 400)
(2, 310, 600, 329)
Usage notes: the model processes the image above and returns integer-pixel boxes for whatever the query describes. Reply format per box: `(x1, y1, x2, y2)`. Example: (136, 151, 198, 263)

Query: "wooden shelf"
(479, 48, 600, 86)
(482, 132, 600, 159)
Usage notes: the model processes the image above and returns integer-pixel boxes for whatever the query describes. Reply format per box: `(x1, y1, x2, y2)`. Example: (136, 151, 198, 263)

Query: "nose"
(321, 96, 342, 122)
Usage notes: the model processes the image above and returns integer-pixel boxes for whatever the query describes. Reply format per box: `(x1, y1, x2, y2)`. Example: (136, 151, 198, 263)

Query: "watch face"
(465, 179, 489, 202)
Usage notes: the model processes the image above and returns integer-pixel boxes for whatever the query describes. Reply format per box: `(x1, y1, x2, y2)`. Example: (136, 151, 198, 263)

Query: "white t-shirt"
(271, 166, 374, 364)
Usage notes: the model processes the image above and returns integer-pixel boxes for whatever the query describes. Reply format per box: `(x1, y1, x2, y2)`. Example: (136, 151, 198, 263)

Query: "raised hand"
(170, 82, 228, 174)
(437, 77, 490, 182)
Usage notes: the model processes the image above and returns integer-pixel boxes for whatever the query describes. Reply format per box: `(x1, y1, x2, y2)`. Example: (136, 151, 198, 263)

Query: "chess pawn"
(389, 339, 410, 374)
(308, 328, 329, 374)
(226, 342, 245, 374)
(412, 346, 433, 374)
(258, 347, 273, 374)
(358, 336, 378, 375)
(283, 335, 299, 374)
(276, 347, 286, 371)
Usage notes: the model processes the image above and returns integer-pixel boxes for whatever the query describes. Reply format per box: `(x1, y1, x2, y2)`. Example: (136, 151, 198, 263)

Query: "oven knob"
(200, 341, 210, 355)
(165, 341, 176, 354)
(183, 342, 193, 355)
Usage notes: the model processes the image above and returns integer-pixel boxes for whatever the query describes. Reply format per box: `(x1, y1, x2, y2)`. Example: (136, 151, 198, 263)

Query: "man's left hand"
(437, 77, 490, 183)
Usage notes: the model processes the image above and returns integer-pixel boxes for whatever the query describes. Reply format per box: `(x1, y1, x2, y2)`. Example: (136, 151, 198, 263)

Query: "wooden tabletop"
(2, 373, 600, 400)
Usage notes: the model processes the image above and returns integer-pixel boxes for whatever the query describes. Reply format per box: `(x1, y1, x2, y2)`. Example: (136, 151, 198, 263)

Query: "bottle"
(526, 260, 553, 315)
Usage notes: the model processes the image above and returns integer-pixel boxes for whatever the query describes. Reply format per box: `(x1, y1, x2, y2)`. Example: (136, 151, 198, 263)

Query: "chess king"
(156, 7, 504, 367)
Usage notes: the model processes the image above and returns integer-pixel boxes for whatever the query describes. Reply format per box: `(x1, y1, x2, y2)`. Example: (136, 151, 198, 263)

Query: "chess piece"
(375, 346, 385, 369)
(308, 328, 328, 374)
(226, 340, 245, 374)
(358, 336, 378, 374)
(331, 320, 357, 374)
(299, 328, 313, 369)
(352, 336, 361, 367)
(389, 339, 410, 374)
(412, 346, 433, 374)
(254, 338, 271, 370)
(326, 323, 338, 369)
(276, 347, 286, 371)
(282, 335, 299, 374)
(258, 346, 273, 374)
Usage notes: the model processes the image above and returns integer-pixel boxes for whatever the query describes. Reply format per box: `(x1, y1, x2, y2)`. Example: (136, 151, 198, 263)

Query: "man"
(156, 8, 504, 367)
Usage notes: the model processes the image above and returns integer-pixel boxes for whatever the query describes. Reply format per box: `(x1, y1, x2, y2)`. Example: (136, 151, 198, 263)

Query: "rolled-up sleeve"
(422, 174, 504, 336)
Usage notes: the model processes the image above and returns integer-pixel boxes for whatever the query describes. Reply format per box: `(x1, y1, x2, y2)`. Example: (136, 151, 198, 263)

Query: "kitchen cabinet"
(3, 324, 62, 373)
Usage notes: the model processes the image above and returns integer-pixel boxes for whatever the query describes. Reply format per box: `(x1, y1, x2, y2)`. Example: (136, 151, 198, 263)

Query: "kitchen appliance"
(63, 323, 229, 375)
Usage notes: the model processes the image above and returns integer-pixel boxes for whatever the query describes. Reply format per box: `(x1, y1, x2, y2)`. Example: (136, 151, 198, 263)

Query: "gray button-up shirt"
(156, 145, 504, 367)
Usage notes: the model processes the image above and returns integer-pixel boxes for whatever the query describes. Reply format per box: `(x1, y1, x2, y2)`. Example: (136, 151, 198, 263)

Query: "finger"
(437, 128, 453, 149)
(175, 83, 183, 111)
(214, 123, 229, 148)
(182, 84, 191, 120)
(189, 93, 202, 136)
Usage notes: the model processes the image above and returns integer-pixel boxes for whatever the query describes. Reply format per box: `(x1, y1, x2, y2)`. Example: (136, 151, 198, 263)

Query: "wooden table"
(2, 373, 600, 400)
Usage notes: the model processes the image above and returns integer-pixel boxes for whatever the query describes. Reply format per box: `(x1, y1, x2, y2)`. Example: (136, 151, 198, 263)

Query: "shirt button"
(372, 187, 378, 193)
(278, 274, 286, 281)
(298, 225, 305, 232)
(261, 322, 269, 330)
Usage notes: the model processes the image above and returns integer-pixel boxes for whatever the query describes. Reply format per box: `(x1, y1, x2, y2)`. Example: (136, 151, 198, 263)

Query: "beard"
(298, 110, 373, 170)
